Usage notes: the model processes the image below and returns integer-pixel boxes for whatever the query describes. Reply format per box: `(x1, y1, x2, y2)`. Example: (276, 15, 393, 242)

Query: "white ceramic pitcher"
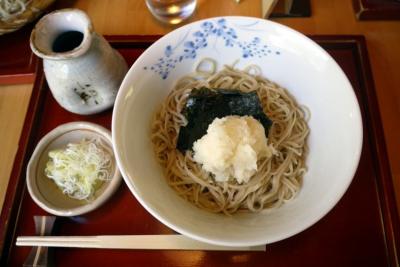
(30, 9, 127, 115)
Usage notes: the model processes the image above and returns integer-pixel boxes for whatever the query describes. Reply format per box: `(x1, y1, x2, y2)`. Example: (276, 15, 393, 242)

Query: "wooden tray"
(352, 0, 400, 20)
(0, 24, 38, 84)
(0, 36, 399, 267)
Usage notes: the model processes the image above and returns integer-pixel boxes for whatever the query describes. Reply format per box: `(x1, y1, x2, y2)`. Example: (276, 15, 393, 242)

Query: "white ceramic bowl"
(27, 122, 121, 216)
(112, 17, 363, 246)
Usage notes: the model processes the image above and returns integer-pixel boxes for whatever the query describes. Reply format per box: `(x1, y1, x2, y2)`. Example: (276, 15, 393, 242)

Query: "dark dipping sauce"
(52, 31, 84, 53)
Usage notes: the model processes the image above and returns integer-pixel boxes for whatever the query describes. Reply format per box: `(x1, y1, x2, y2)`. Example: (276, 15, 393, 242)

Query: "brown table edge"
(0, 35, 398, 265)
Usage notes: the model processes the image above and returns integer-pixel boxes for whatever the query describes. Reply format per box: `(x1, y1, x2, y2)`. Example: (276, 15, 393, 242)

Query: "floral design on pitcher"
(144, 18, 281, 79)
(72, 82, 103, 106)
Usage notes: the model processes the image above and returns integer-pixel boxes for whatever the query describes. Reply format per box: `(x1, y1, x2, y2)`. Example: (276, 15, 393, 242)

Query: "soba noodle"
(0, 0, 30, 21)
(151, 63, 309, 215)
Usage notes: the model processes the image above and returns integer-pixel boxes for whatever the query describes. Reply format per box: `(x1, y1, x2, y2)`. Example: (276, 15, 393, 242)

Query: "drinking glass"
(145, 0, 197, 24)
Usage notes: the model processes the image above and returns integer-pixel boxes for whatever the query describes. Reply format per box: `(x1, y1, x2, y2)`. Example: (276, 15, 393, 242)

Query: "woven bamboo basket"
(0, 0, 55, 35)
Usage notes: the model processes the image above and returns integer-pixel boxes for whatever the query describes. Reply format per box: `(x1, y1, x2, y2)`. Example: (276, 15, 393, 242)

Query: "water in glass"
(145, 0, 197, 24)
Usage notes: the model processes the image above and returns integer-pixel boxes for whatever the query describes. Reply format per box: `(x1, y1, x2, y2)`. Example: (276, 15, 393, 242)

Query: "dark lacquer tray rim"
(352, 0, 400, 20)
(0, 35, 398, 266)
(0, 59, 37, 85)
(0, 24, 39, 85)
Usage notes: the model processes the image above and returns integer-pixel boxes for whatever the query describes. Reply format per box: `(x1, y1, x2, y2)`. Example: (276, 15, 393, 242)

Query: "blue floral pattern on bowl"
(144, 18, 281, 79)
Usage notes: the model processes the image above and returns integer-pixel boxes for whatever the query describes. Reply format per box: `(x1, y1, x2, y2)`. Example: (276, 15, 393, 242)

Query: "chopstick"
(17, 235, 266, 251)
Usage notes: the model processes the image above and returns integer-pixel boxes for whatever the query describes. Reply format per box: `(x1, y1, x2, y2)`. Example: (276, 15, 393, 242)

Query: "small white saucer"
(26, 122, 121, 217)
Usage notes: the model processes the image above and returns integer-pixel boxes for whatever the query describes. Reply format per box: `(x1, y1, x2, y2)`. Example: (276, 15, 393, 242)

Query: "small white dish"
(27, 121, 121, 216)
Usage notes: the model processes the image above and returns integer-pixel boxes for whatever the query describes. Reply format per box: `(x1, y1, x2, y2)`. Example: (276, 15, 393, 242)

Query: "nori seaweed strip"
(177, 88, 272, 151)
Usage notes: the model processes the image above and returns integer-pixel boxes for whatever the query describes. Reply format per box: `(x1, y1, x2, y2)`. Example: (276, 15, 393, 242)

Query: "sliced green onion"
(45, 137, 113, 201)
